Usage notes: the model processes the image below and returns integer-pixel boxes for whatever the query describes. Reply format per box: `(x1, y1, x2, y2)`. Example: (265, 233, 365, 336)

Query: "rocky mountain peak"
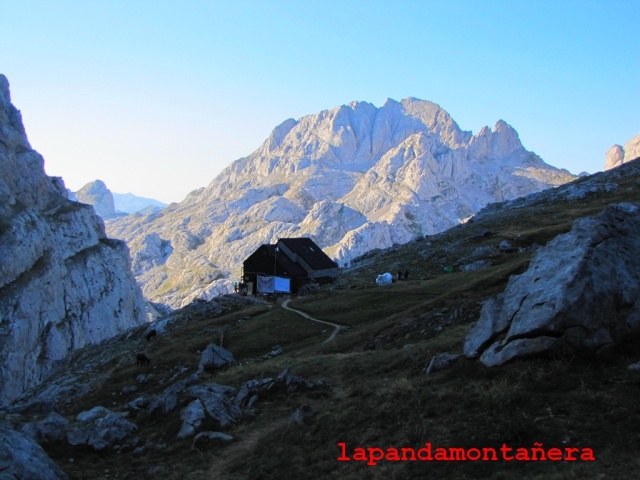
(0, 75, 30, 150)
(398, 97, 442, 123)
(74, 179, 116, 218)
(0, 74, 8, 97)
(605, 134, 640, 170)
(0, 75, 59, 219)
(106, 96, 576, 309)
(467, 119, 524, 159)
(605, 144, 625, 170)
(492, 119, 523, 156)
(265, 118, 298, 153)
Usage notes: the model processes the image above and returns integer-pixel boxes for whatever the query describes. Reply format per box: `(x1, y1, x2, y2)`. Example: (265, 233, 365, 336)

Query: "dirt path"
(281, 298, 343, 343)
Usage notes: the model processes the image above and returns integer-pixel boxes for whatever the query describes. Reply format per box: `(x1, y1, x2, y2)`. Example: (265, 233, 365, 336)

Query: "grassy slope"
(38, 161, 640, 479)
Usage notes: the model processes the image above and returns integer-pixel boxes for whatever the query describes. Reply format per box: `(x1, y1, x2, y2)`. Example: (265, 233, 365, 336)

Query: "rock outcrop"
(106, 98, 576, 309)
(73, 180, 117, 218)
(198, 344, 235, 371)
(0, 427, 69, 479)
(605, 133, 640, 170)
(67, 406, 138, 451)
(0, 74, 148, 406)
(464, 203, 640, 366)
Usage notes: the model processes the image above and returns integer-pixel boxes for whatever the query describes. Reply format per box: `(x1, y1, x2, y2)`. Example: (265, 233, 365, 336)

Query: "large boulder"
(198, 344, 235, 371)
(188, 384, 242, 429)
(20, 412, 69, 443)
(127, 374, 199, 417)
(464, 203, 640, 366)
(177, 399, 206, 439)
(0, 427, 68, 479)
(67, 406, 137, 451)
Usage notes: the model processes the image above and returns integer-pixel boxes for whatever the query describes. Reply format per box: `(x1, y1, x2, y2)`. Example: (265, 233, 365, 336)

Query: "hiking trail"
(281, 299, 343, 343)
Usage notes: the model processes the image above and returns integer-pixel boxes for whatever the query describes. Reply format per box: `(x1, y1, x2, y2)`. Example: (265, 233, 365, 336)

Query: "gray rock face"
(177, 399, 206, 439)
(0, 427, 68, 479)
(74, 180, 117, 218)
(464, 203, 640, 366)
(130, 233, 173, 276)
(106, 97, 576, 309)
(189, 384, 242, 429)
(173, 383, 242, 438)
(0, 74, 148, 406)
(605, 144, 625, 171)
(154, 374, 200, 416)
(605, 134, 640, 170)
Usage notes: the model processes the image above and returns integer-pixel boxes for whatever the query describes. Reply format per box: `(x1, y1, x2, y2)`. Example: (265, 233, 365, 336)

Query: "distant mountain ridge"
(112, 192, 168, 214)
(106, 97, 576, 309)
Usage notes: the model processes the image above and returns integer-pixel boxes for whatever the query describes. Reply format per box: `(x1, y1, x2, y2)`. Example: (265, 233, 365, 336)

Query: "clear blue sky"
(1, 0, 638, 203)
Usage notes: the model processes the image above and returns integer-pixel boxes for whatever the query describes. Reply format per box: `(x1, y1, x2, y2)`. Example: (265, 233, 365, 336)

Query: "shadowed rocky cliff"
(0, 74, 148, 406)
